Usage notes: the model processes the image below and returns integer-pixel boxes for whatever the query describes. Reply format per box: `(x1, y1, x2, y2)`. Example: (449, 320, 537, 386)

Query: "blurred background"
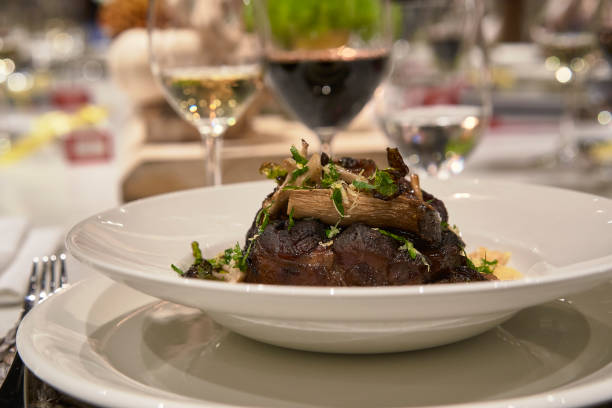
(1, 0, 612, 228)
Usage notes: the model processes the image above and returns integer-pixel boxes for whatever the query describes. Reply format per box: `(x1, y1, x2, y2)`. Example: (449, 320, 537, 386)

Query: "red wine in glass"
(266, 48, 389, 152)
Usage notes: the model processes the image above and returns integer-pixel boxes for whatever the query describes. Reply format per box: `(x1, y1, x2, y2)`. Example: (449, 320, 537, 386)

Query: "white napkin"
(0, 217, 29, 272)
(0, 226, 64, 306)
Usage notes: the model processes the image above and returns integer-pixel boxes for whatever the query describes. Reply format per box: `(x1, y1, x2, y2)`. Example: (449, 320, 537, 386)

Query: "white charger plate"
(66, 179, 612, 353)
(16, 275, 612, 408)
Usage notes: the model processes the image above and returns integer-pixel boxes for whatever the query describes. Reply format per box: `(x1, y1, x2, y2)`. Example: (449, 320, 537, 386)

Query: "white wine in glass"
(376, 0, 491, 179)
(149, 0, 262, 186)
(160, 65, 261, 133)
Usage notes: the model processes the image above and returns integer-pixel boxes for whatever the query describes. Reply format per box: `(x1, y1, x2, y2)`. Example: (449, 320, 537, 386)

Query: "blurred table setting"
(2, 0, 612, 407)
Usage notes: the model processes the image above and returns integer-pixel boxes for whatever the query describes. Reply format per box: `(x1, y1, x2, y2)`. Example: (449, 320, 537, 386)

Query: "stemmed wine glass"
(529, 0, 602, 165)
(254, 0, 392, 156)
(148, 0, 262, 186)
(375, 0, 491, 179)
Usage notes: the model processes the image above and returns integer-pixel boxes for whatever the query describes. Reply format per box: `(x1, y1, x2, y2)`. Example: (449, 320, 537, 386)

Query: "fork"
(0, 254, 68, 406)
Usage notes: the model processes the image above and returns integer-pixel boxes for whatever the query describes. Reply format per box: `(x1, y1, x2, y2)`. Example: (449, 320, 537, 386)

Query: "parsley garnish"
(352, 180, 375, 191)
(351, 170, 398, 197)
(374, 228, 419, 260)
(464, 250, 497, 274)
(290, 145, 308, 165)
(290, 165, 309, 182)
(259, 162, 288, 181)
(216, 242, 250, 272)
(282, 185, 312, 190)
(374, 229, 429, 270)
(288, 207, 295, 231)
(324, 219, 341, 240)
(256, 206, 270, 234)
(191, 241, 203, 262)
(374, 170, 398, 197)
(171, 264, 184, 275)
(331, 187, 344, 216)
(174, 240, 252, 278)
(479, 257, 498, 274)
(321, 163, 339, 188)
(325, 224, 340, 239)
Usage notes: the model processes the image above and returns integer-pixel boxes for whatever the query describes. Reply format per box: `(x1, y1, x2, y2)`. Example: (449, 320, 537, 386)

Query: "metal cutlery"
(0, 254, 68, 406)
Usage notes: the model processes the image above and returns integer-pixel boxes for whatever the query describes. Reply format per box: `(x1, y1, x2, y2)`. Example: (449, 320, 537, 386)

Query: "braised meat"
(246, 219, 341, 285)
(245, 220, 486, 286)
(179, 142, 496, 285)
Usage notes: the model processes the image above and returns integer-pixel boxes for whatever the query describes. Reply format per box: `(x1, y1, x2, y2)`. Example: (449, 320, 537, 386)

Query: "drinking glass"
(375, 0, 491, 179)
(148, 0, 262, 186)
(530, 0, 602, 165)
(254, 0, 392, 156)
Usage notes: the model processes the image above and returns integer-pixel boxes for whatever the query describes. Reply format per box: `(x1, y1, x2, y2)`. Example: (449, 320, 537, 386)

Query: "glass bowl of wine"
(529, 0, 602, 165)
(148, 0, 262, 186)
(375, 0, 491, 179)
(254, 0, 392, 156)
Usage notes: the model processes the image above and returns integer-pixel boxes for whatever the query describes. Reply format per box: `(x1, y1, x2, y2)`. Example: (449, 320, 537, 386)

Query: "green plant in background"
(263, 0, 385, 49)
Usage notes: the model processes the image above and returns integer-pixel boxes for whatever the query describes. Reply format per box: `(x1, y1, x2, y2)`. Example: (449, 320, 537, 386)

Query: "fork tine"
(21, 259, 40, 317)
(59, 253, 67, 288)
(39, 256, 49, 302)
(49, 255, 57, 293)
(26, 259, 38, 301)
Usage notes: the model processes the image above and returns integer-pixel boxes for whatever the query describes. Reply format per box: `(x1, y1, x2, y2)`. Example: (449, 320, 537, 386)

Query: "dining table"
(3, 75, 612, 407)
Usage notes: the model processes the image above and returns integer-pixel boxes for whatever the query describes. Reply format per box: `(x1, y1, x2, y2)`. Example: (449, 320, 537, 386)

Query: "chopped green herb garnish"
(325, 225, 340, 239)
(374, 228, 429, 270)
(174, 239, 253, 279)
(191, 241, 203, 262)
(259, 162, 288, 181)
(290, 145, 308, 165)
(321, 163, 340, 188)
(374, 170, 398, 197)
(171, 264, 184, 275)
(231, 243, 244, 263)
(282, 185, 312, 190)
(216, 242, 250, 272)
(288, 207, 295, 231)
(331, 187, 345, 216)
(290, 165, 309, 182)
(441, 221, 449, 229)
(375, 228, 418, 259)
(351, 170, 397, 197)
(194, 262, 212, 279)
(208, 257, 222, 270)
(222, 247, 234, 264)
(478, 257, 498, 274)
(255, 206, 271, 234)
(352, 180, 375, 191)
(239, 241, 254, 272)
(463, 250, 497, 274)
(258, 211, 270, 234)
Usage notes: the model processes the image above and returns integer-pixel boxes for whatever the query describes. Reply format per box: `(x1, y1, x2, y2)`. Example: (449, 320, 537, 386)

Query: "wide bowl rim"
(66, 178, 612, 300)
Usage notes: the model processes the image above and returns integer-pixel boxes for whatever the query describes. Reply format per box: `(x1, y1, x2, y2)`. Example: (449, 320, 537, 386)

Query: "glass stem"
(199, 129, 223, 187)
(317, 130, 335, 158)
(558, 75, 579, 164)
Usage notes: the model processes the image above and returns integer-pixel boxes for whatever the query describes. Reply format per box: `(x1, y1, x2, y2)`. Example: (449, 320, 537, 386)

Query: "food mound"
(173, 141, 519, 285)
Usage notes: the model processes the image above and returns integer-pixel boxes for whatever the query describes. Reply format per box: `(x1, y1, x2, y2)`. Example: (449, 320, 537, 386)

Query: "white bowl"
(66, 179, 612, 353)
(17, 275, 612, 408)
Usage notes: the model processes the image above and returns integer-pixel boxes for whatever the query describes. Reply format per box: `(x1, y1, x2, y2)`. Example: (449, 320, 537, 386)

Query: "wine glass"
(148, 0, 262, 186)
(529, 0, 602, 165)
(375, 0, 491, 179)
(253, 0, 392, 156)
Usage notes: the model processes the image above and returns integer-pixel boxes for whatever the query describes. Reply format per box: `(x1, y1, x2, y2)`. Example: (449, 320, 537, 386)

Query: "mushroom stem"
(410, 173, 423, 201)
(287, 189, 441, 242)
